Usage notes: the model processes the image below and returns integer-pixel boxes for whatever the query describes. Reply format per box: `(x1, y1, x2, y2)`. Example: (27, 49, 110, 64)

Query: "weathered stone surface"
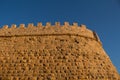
(0, 22, 119, 80)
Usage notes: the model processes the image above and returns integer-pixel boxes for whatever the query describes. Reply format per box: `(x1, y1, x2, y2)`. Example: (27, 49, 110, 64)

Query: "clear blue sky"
(0, 0, 120, 73)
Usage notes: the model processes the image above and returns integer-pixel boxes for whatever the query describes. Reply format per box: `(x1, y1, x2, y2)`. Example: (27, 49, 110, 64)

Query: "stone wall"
(0, 22, 119, 80)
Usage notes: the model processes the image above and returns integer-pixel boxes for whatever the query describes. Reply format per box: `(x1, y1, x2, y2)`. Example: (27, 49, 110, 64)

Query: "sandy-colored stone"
(0, 22, 119, 80)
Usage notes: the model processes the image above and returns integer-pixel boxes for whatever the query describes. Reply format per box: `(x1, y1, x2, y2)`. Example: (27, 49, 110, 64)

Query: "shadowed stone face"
(0, 22, 119, 80)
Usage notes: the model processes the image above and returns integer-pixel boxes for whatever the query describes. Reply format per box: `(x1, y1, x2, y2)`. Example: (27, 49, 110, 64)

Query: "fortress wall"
(1, 22, 118, 80)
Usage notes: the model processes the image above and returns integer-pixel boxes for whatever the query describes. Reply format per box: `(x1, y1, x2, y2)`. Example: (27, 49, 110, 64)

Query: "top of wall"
(0, 22, 101, 44)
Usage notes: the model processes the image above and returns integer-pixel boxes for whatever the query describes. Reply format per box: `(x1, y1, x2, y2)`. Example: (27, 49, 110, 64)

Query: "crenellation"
(0, 22, 102, 44)
(73, 22, 78, 26)
(11, 24, 17, 29)
(46, 22, 51, 27)
(37, 22, 42, 27)
(55, 22, 60, 26)
(80, 24, 86, 31)
(28, 23, 34, 28)
(19, 24, 25, 28)
(71, 23, 78, 29)
(2, 25, 9, 29)
(64, 22, 69, 26)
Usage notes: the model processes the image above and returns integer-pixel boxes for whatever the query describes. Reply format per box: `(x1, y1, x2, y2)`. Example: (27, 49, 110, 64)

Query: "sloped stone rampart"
(0, 22, 119, 80)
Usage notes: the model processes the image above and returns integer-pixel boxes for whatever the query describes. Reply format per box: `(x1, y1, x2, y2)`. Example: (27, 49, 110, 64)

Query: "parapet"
(0, 22, 101, 45)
